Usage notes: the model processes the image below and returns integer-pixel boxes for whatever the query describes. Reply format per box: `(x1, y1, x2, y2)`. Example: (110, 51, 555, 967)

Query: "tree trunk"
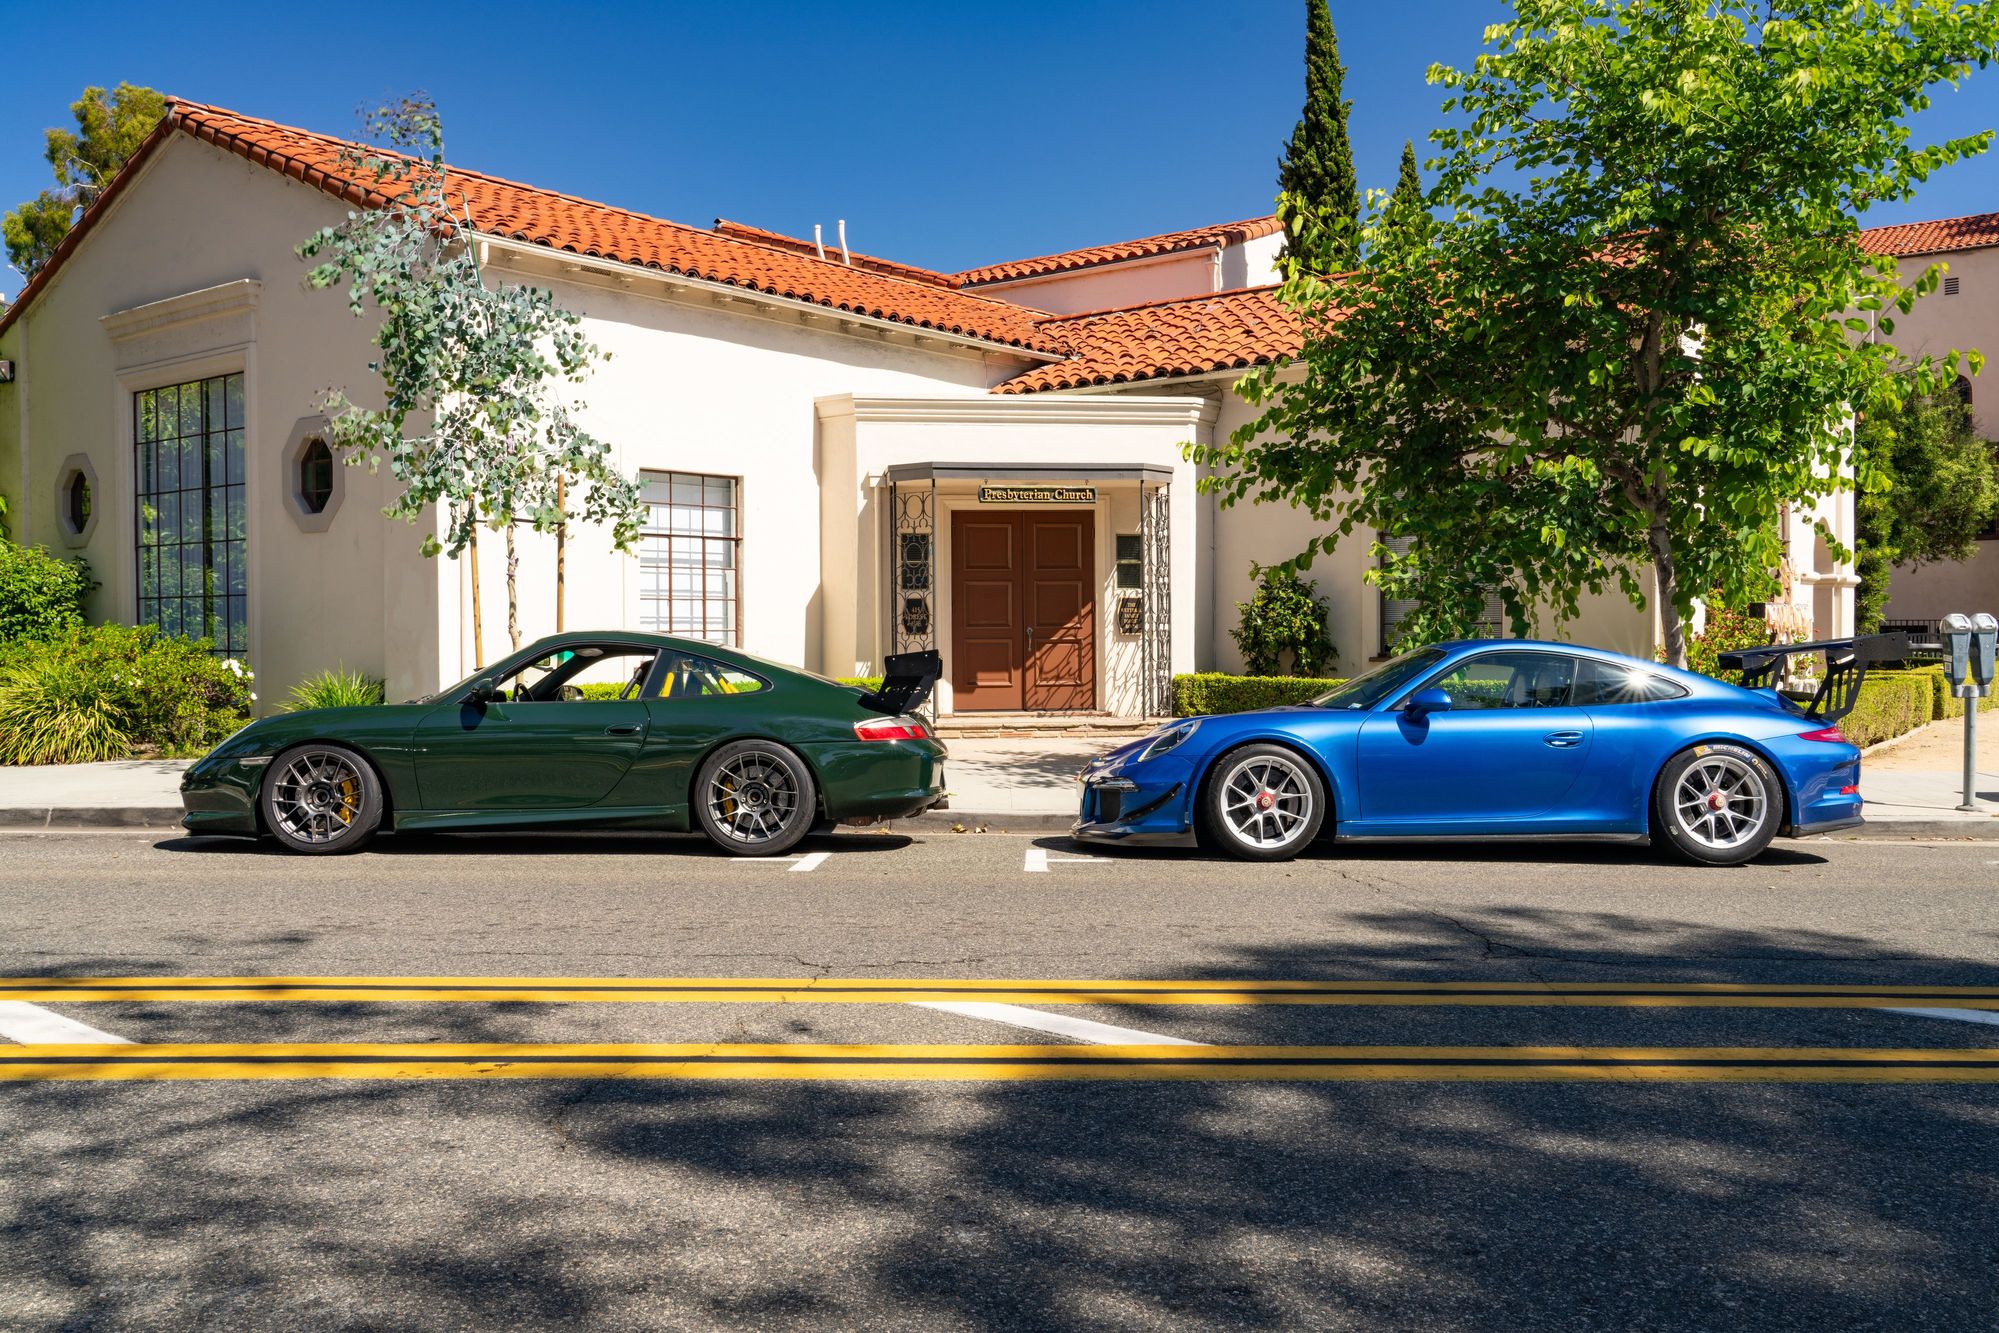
(1648, 517, 1687, 669)
(505, 521, 521, 653)
(555, 475, 566, 633)
(468, 524, 485, 670)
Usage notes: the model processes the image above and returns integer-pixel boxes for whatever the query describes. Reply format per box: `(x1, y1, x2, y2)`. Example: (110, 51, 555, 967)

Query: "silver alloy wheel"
(269, 748, 367, 845)
(706, 750, 801, 846)
(1670, 753, 1769, 851)
(1218, 752, 1315, 850)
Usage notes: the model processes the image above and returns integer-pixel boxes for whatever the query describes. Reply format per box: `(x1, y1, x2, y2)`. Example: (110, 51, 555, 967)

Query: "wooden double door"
(951, 509, 1096, 711)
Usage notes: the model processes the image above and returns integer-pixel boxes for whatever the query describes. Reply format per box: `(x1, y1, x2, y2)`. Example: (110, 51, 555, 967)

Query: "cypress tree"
(1276, 0, 1359, 276)
(1381, 139, 1425, 240)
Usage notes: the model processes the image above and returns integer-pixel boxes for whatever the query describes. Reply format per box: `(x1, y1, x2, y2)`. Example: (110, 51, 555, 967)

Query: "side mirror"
(1405, 687, 1454, 720)
(466, 676, 499, 707)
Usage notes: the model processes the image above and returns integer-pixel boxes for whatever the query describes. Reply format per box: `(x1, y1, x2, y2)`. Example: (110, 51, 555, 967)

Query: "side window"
(655, 652, 769, 700)
(495, 648, 657, 702)
(1421, 652, 1577, 710)
(1572, 659, 1687, 706)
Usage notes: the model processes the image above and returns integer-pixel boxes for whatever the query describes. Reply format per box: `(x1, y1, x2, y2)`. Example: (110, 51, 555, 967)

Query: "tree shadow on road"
(6, 920, 1999, 1329)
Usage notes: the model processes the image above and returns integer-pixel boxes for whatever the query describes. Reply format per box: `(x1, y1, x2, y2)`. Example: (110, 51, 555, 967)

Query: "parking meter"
(1974, 613, 1997, 694)
(1943, 613, 1974, 692)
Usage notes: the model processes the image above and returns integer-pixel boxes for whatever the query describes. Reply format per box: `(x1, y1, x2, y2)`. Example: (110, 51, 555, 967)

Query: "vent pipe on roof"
(813, 224, 826, 261)
(838, 219, 851, 265)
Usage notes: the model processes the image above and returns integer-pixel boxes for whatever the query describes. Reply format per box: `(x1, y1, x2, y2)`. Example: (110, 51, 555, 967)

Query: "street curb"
(0, 806, 187, 830)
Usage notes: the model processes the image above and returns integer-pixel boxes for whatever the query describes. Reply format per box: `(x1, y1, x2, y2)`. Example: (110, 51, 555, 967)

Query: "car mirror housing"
(466, 676, 499, 706)
(1405, 687, 1454, 719)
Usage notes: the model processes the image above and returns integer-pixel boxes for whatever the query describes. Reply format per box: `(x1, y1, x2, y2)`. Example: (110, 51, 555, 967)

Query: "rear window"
(1572, 659, 1687, 706)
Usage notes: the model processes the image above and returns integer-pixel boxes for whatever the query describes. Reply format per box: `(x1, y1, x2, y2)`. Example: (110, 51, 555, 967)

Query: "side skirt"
(393, 806, 679, 834)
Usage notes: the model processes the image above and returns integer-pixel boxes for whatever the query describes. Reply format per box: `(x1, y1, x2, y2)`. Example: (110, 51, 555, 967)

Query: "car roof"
(1429, 638, 1722, 691)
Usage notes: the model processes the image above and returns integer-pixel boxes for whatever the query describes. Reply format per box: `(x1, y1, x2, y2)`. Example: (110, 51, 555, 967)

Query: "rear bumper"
(804, 738, 948, 821)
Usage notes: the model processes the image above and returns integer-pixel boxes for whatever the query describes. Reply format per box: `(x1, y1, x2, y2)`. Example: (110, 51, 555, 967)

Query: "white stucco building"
(0, 99, 1863, 715)
(1853, 211, 1999, 628)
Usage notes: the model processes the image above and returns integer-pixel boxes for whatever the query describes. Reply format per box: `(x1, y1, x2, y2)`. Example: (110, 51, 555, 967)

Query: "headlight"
(1139, 720, 1199, 762)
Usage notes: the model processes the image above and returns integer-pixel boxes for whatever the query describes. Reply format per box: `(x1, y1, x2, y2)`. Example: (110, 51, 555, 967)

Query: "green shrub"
(1838, 672, 1931, 748)
(0, 653, 132, 764)
(0, 540, 94, 643)
(1172, 673, 1345, 717)
(839, 676, 885, 692)
(1231, 567, 1337, 676)
(284, 667, 385, 711)
(0, 625, 251, 763)
(1676, 606, 1772, 683)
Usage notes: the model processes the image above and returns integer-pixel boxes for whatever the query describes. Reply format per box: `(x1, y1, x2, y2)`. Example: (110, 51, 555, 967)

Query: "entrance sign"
(978, 485, 1095, 505)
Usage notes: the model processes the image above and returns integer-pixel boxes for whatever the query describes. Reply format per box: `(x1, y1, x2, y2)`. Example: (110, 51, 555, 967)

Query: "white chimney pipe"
(838, 219, 851, 265)
(813, 224, 826, 261)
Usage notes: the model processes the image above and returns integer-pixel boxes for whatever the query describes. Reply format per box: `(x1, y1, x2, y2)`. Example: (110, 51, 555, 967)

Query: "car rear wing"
(857, 650, 942, 718)
(1716, 632, 1909, 724)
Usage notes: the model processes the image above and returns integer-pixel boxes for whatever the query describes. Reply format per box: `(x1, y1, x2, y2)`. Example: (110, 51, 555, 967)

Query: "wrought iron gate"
(1139, 482, 1171, 717)
(885, 476, 937, 657)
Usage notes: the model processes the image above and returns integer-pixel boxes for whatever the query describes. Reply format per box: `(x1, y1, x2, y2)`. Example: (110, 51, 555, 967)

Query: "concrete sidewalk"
(0, 725, 1992, 837)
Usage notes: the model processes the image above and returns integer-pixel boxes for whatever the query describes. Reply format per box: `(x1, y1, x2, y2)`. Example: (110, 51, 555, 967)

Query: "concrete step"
(934, 712, 1159, 739)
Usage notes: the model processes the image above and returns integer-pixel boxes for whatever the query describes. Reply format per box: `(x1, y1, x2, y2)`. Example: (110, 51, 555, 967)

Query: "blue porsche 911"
(1076, 638, 1869, 866)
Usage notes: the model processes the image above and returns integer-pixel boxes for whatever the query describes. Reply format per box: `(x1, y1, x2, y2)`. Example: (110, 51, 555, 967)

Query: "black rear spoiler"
(857, 650, 942, 717)
(1716, 632, 1908, 724)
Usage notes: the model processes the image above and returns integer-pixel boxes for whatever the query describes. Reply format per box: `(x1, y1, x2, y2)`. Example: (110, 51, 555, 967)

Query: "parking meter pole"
(1962, 686, 1981, 813)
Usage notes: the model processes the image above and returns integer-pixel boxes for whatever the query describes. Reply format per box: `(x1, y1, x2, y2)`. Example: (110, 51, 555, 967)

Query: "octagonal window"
(299, 437, 334, 515)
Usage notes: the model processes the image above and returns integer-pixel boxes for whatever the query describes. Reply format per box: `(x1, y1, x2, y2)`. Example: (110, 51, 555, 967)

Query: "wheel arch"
(1649, 735, 1798, 837)
(256, 738, 399, 833)
(1192, 734, 1341, 835)
(687, 733, 830, 818)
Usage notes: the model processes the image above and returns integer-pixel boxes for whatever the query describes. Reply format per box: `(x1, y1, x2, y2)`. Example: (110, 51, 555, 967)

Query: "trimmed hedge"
(1835, 672, 1932, 748)
(1172, 673, 1344, 717)
(1872, 664, 1999, 722)
(839, 676, 883, 692)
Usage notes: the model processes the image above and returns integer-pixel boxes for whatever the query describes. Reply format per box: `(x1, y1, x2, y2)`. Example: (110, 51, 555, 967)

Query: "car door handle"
(603, 724, 643, 736)
(1543, 730, 1585, 749)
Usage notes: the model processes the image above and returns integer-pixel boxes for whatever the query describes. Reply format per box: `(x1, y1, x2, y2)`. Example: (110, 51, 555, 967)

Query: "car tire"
(1653, 742, 1781, 866)
(694, 740, 818, 857)
(1199, 743, 1327, 862)
(260, 743, 385, 856)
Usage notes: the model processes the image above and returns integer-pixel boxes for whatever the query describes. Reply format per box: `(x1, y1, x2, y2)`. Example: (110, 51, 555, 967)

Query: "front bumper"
(1071, 749, 1198, 846)
(179, 764, 263, 836)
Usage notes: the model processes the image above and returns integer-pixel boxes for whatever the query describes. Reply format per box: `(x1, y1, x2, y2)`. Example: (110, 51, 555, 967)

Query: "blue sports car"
(1075, 639, 1866, 866)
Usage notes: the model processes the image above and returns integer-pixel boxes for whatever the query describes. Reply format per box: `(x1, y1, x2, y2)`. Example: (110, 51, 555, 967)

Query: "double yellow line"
(3, 1041, 1995, 1084)
(4, 975, 1998, 1009)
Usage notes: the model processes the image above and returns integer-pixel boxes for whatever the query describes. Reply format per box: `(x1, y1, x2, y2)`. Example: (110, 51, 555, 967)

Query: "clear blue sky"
(3, 0, 1996, 303)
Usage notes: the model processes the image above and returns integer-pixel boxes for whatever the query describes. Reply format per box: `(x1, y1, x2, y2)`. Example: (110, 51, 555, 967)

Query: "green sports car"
(179, 633, 946, 856)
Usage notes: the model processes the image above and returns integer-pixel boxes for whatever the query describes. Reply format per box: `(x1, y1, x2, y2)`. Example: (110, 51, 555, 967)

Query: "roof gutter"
(480, 234, 1066, 362)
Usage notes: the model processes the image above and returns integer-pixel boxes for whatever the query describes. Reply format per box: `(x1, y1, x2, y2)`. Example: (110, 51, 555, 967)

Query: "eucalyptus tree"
(1203, 0, 1998, 666)
(298, 97, 643, 660)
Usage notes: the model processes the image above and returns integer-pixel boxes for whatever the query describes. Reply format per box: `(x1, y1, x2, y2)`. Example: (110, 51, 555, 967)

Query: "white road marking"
(0, 1001, 130, 1045)
(1024, 848, 1104, 873)
(1883, 1006, 1999, 1028)
(788, 851, 830, 873)
(914, 1000, 1206, 1046)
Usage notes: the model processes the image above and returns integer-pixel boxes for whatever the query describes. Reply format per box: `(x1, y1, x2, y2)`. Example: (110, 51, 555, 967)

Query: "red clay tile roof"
(1, 100, 1067, 353)
(956, 216, 1282, 287)
(995, 285, 1303, 394)
(709, 219, 965, 289)
(1858, 210, 1999, 258)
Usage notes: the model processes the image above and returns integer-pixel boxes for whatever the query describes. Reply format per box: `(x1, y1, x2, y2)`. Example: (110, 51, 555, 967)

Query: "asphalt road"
(3, 827, 1997, 1331)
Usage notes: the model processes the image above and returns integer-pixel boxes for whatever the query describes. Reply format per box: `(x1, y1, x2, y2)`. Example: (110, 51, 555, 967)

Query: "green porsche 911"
(179, 633, 946, 856)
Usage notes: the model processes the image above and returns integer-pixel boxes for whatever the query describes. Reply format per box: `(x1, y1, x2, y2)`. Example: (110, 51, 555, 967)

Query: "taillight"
(854, 717, 930, 742)
(1797, 725, 1848, 744)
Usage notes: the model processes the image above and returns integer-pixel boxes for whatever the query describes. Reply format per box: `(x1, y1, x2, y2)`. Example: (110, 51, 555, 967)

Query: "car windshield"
(1312, 647, 1450, 711)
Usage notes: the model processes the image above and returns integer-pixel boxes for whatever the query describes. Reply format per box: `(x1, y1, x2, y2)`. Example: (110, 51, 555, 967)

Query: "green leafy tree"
(1277, 0, 1360, 276)
(1853, 379, 1999, 630)
(298, 96, 644, 660)
(1231, 565, 1337, 676)
(4, 84, 166, 283)
(1202, 0, 1998, 668)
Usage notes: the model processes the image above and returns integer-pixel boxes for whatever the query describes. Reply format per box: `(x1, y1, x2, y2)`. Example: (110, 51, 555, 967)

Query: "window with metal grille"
(1377, 533, 1507, 655)
(638, 471, 740, 645)
(135, 373, 247, 657)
